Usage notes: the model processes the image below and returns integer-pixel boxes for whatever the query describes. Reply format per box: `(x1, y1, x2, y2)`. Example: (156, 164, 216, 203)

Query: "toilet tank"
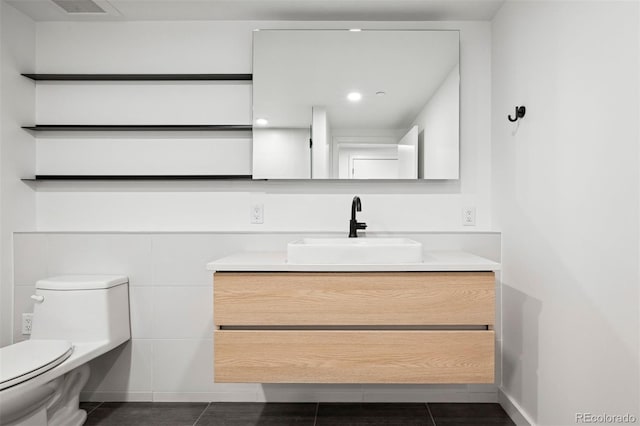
(30, 275, 130, 345)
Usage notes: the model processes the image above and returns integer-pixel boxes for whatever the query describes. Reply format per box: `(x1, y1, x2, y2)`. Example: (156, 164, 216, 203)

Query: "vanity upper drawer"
(214, 272, 494, 326)
(214, 330, 495, 384)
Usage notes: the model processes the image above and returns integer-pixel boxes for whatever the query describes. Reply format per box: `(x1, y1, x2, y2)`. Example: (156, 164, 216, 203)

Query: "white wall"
(36, 83, 251, 125)
(325, 111, 332, 178)
(0, 0, 4, 348)
(37, 137, 252, 176)
(33, 20, 492, 232)
(0, 3, 36, 347)
(413, 64, 460, 179)
(492, 1, 639, 424)
(34, 81, 253, 176)
(7, 18, 497, 402)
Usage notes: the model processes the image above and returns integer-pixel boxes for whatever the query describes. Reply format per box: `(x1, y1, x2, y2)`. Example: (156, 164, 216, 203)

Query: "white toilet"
(0, 275, 131, 426)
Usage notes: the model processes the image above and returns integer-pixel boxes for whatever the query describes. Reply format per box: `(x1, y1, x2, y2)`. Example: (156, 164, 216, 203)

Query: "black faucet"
(349, 196, 367, 238)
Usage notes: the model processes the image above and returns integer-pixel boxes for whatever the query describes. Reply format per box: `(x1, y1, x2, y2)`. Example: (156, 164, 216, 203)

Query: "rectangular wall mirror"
(252, 29, 460, 180)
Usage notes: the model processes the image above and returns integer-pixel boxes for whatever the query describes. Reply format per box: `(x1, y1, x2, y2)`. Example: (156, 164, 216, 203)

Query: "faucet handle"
(357, 222, 367, 230)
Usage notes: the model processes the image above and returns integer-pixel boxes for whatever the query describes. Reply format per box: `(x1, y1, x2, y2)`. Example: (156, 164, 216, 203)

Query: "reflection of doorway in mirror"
(337, 143, 397, 178)
(335, 125, 418, 179)
(351, 157, 399, 179)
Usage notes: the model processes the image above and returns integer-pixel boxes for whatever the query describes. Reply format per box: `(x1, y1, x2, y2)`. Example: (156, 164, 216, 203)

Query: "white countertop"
(207, 250, 500, 272)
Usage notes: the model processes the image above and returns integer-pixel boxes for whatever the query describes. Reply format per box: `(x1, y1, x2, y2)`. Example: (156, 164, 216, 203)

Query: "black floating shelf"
(22, 73, 252, 81)
(23, 175, 254, 181)
(22, 125, 252, 132)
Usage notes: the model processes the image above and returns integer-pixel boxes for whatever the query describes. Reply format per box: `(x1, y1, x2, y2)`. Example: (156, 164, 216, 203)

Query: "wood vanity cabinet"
(213, 272, 495, 384)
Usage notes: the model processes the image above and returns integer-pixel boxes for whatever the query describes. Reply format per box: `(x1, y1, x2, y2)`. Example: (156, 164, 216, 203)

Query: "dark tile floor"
(81, 402, 516, 426)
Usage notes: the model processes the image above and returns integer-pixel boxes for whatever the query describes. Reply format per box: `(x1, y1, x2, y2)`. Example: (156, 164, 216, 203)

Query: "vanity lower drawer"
(214, 330, 495, 383)
(214, 272, 495, 326)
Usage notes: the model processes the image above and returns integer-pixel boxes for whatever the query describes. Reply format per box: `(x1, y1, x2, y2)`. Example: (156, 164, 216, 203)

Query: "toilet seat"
(0, 340, 73, 391)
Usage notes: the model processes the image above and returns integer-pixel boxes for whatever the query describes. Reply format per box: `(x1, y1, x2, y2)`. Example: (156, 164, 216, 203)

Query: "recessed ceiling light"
(255, 118, 268, 126)
(349, 29, 362, 32)
(347, 92, 362, 102)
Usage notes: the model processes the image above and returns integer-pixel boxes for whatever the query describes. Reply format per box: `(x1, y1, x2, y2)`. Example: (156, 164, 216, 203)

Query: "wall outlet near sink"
(22, 313, 33, 335)
(250, 204, 264, 224)
(462, 207, 476, 226)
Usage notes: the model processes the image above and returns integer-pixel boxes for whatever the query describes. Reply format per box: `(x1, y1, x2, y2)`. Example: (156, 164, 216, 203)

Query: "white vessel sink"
(287, 238, 423, 264)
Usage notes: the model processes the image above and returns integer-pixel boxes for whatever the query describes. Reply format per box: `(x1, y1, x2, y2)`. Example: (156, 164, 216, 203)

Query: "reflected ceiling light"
(347, 92, 362, 102)
(255, 118, 268, 126)
(349, 28, 362, 32)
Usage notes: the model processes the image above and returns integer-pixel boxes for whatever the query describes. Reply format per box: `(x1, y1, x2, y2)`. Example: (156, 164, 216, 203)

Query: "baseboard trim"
(498, 388, 536, 426)
(81, 391, 153, 402)
(154, 392, 256, 402)
(81, 390, 499, 404)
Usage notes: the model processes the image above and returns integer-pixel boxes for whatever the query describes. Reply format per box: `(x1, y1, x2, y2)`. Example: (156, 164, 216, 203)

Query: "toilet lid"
(0, 340, 73, 391)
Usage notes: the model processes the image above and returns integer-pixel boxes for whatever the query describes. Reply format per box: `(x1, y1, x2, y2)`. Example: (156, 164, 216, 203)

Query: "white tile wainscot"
(13, 232, 501, 402)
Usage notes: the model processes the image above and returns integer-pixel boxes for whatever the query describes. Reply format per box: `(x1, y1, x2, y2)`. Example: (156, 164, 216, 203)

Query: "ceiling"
(6, 0, 506, 22)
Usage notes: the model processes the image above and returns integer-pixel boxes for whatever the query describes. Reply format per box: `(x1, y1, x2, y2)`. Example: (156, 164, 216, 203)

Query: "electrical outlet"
(250, 203, 264, 224)
(462, 207, 476, 226)
(22, 313, 33, 335)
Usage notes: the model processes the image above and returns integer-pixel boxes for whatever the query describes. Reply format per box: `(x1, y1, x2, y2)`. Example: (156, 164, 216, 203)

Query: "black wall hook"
(508, 106, 526, 122)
